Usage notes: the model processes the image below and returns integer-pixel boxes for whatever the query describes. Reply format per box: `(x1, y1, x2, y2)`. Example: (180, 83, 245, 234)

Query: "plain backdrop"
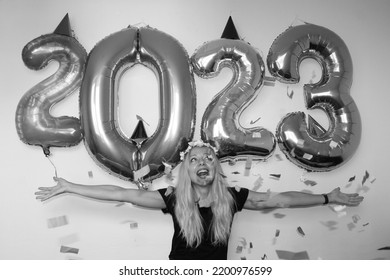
(0, 0, 389, 260)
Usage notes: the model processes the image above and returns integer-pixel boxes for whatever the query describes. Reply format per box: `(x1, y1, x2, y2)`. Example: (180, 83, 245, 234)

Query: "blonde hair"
(174, 148, 235, 247)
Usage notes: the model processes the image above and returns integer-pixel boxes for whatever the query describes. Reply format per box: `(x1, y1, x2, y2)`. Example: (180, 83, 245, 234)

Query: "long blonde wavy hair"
(174, 147, 235, 248)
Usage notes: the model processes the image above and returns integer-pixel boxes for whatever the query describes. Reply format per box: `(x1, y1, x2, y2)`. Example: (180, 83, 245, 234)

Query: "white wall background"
(1, 0, 389, 260)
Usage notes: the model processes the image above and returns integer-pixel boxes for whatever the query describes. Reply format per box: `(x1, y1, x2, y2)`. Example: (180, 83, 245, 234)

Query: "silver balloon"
(15, 33, 87, 155)
(192, 38, 275, 161)
(267, 23, 361, 171)
(80, 26, 196, 182)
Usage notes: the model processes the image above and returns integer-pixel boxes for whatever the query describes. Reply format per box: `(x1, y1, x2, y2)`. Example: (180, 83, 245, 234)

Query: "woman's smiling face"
(188, 146, 216, 187)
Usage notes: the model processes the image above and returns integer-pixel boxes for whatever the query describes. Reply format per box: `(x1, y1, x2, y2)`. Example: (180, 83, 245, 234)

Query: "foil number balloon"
(15, 32, 87, 156)
(80, 26, 196, 181)
(267, 24, 361, 171)
(192, 39, 275, 161)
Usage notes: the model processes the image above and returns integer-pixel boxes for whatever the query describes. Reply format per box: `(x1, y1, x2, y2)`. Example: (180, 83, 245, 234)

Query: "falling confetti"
(276, 250, 309, 260)
(352, 215, 361, 224)
(275, 229, 280, 237)
(58, 233, 79, 245)
(47, 215, 68, 229)
(244, 156, 253, 176)
(253, 175, 264, 191)
(136, 114, 150, 126)
(273, 213, 286, 219)
(239, 237, 248, 248)
(88, 171, 93, 178)
(269, 174, 281, 180)
(134, 165, 151, 181)
(60, 245, 79, 254)
(320, 220, 338, 231)
(236, 246, 243, 254)
(130, 222, 138, 229)
(286, 86, 294, 99)
(275, 154, 283, 161)
(250, 117, 262, 124)
(348, 176, 356, 182)
(303, 179, 317, 186)
(363, 223, 369, 227)
(297, 226, 305, 236)
(232, 171, 241, 175)
(370, 178, 376, 184)
(347, 222, 356, 231)
(362, 170, 370, 186)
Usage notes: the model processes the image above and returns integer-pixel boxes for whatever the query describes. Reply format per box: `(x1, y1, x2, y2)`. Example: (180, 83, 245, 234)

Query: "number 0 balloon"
(267, 23, 361, 171)
(80, 26, 196, 182)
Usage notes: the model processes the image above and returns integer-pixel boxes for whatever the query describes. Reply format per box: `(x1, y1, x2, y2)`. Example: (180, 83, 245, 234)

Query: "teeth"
(197, 169, 209, 176)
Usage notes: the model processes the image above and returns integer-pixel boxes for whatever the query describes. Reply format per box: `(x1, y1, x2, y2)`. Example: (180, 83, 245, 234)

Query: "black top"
(158, 187, 249, 260)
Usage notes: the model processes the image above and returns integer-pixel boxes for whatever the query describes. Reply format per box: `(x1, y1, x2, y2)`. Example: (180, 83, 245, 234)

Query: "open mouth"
(196, 169, 209, 178)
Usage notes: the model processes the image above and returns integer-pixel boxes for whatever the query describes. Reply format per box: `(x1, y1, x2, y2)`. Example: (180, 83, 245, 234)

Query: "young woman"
(35, 141, 364, 259)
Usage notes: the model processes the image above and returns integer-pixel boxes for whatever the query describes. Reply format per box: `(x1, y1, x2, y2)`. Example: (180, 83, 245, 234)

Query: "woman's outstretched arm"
(244, 187, 364, 210)
(35, 177, 166, 209)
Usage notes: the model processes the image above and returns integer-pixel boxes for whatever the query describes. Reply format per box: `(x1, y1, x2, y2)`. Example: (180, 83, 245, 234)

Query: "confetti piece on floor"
(363, 222, 369, 227)
(249, 242, 253, 249)
(88, 171, 93, 178)
(276, 250, 309, 260)
(275, 229, 280, 237)
(60, 245, 79, 254)
(232, 171, 240, 175)
(370, 178, 376, 184)
(47, 215, 68, 228)
(362, 170, 370, 185)
(352, 215, 361, 223)
(244, 156, 253, 176)
(269, 174, 281, 180)
(297, 226, 305, 236)
(378, 246, 390, 250)
(348, 176, 356, 182)
(240, 256, 247, 260)
(273, 213, 286, 219)
(236, 246, 243, 254)
(261, 254, 268, 260)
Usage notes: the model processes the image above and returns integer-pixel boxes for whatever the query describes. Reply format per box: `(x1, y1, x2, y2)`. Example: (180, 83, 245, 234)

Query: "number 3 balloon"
(80, 26, 196, 182)
(267, 23, 361, 171)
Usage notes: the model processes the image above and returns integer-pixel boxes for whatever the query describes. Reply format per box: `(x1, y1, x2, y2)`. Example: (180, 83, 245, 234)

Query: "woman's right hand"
(35, 177, 71, 202)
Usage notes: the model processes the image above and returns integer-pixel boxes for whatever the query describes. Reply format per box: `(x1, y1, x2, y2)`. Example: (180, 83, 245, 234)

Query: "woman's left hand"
(327, 187, 364, 206)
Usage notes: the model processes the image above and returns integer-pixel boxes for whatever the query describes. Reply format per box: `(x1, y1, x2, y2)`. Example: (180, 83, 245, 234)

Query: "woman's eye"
(206, 155, 213, 161)
(190, 158, 197, 163)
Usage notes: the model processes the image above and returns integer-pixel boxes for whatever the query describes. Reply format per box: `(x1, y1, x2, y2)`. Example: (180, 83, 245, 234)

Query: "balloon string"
(46, 156, 58, 178)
